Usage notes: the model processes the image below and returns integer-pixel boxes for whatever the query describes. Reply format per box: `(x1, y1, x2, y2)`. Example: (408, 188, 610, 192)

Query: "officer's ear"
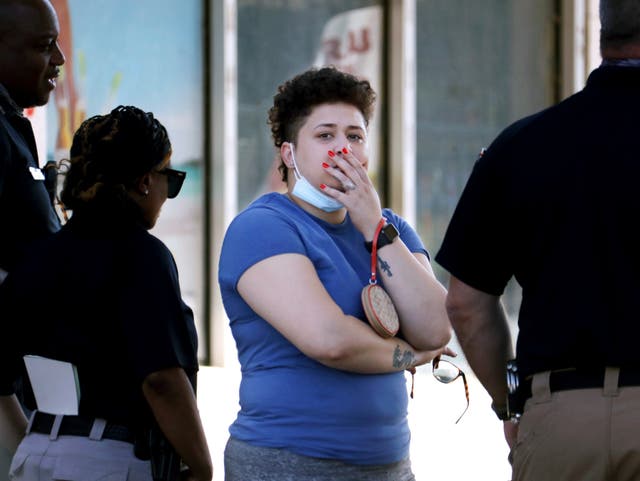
(134, 173, 152, 197)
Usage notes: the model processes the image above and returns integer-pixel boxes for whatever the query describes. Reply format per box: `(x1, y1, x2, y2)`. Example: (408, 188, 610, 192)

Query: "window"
(237, 0, 384, 209)
(415, 0, 557, 320)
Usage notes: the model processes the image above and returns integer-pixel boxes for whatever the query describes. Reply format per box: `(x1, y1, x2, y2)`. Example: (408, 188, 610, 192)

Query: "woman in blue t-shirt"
(219, 67, 452, 481)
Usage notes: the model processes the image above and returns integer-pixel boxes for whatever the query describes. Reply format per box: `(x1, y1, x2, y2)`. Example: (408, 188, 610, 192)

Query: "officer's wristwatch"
(491, 402, 510, 421)
(492, 400, 520, 423)
(365, 222, 399, 253)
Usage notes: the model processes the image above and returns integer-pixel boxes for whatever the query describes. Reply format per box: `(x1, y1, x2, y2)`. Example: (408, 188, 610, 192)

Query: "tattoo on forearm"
(378, 256, 393, 278)
(392, 345, 415, 369)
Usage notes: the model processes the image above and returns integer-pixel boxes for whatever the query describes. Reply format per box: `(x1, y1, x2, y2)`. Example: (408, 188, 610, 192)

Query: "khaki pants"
(512, 368, 640, 481)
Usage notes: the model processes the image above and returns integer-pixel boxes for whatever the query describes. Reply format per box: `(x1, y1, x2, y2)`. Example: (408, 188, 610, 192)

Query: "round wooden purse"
(361, 218, 399, 338)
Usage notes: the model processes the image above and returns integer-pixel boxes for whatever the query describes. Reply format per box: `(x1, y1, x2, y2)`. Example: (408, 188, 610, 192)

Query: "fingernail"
(342, 147, 349, 154)
(319, 184, 327, 190)
(328, 150, 335, 158)
(322, 162, 330, 169)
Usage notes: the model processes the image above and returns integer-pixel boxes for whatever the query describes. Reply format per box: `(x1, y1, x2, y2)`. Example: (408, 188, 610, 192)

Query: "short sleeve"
(218, 205, 306, 291)
(435, 151, 514, 295)
(383, 209, 429, 259)
(117, 234, 198, 383)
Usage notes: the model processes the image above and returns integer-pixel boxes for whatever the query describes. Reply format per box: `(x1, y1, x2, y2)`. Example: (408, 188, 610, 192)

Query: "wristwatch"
(365, 222, 399, 253)
(491, 402, 510, 421)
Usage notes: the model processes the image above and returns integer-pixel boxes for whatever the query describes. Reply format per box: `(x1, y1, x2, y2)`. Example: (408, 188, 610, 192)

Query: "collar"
(0, 83, 23, 117)
(586, 63, 640, 90)
(601, 58, 640, 68)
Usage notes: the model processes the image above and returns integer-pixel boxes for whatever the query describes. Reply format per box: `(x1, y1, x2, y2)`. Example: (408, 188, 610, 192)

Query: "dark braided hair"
(61, 105, 171, 212)
(268, 66, 376, 182)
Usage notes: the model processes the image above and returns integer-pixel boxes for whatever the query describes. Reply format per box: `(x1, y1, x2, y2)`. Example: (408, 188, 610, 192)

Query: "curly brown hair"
(61, 105, 171, 213)
(268, 66, 376, 182)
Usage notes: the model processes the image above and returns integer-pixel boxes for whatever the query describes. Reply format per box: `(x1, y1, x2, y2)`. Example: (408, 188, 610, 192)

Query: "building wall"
(40, 0, 600, 366)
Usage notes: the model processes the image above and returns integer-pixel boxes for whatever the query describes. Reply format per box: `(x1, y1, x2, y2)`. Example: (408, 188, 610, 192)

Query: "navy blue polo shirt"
(0, 207, 198, 428)
(437, 66, 640, 379)
(0, 88, 60, 272)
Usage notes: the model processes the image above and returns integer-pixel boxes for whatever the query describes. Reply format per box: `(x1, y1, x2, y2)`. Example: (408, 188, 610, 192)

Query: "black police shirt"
(0, 207, 198, 427)
(0, 108, 60, 272)
(436, 66, 640, 379)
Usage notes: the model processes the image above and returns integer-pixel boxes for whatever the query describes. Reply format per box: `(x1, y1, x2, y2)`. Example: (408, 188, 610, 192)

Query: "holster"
(134, 425, 181, 481)
(506, 359, 525, 417)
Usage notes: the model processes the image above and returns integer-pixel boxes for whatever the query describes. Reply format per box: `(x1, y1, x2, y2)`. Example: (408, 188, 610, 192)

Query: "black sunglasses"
(157, 168, 186, 199)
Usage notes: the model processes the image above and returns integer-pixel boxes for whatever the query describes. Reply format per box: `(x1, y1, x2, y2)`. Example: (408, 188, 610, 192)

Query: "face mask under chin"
(289, 143, 343, 213)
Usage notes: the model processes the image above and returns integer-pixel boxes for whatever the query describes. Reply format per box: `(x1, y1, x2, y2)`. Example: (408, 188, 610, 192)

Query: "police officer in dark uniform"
(437, 1, 640, 480)
(0, 106, 213, 481)
(0, 0, 64, 280)
(0, 1, 64, 477)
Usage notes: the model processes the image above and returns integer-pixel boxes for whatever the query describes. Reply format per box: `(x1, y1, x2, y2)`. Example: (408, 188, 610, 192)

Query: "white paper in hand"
(23, 355, 81, 415)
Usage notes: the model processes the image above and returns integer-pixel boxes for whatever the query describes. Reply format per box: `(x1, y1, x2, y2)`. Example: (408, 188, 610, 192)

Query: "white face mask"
(289, 143, 343, 212)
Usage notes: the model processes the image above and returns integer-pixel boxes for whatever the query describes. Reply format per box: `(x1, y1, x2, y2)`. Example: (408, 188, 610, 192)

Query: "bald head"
(0, 0, 50, 39)
(600, 0, 640, 57)
(0, 0, 64, 108)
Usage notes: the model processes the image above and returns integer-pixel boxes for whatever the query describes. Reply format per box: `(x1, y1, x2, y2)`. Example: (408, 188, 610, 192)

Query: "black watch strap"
(365, 223, 399, 253)
(491, 402, 510, 421)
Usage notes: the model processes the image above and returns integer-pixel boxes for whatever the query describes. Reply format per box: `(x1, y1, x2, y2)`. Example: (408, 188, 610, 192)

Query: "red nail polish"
(342, 147, 349, 154)
(322, 162, 330, 168)
(320, 184, 327, 190)
(328, 150, 335, 158)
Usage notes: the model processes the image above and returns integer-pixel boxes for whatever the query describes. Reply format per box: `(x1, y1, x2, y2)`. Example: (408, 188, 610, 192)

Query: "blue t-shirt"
(218, 193, 428, 465)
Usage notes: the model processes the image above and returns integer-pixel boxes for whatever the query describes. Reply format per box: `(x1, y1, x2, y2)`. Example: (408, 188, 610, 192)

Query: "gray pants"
(224, 436, 416, 481)
(1, 446, 11, 481)
(8, 417, 152, 481)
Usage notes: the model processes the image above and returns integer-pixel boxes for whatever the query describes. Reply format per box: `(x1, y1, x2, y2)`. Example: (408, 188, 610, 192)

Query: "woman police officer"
(0, 106, 212, 481)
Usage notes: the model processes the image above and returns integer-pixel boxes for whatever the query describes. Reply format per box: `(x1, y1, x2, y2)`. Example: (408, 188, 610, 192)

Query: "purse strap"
(368, 218, 386, 285)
